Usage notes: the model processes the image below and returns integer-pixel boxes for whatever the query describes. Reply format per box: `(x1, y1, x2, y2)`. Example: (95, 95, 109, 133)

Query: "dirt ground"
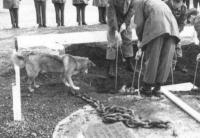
(0, 26, 200, 138)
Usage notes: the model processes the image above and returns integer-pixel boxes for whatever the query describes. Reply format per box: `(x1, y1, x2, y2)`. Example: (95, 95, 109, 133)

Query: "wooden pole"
(161, 88, 200, 123)
(12, 47, 22, 121)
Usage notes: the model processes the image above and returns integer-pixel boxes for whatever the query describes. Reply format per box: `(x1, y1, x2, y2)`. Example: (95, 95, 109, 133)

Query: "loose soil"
(0, 26, 200, 138)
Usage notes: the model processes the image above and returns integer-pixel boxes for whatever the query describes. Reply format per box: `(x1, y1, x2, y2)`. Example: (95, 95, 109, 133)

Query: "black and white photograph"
(0, 0, 200, 137)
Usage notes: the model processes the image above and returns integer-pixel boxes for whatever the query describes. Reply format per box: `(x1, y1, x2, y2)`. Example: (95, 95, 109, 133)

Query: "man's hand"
(135, 48, 142, 60)
(196, 53, 200, 62)
(115, 30, 122, 46)
(120, 23, 126, 33)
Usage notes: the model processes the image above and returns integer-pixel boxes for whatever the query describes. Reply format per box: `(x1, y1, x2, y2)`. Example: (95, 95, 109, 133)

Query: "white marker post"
(12, 49, 22, 121)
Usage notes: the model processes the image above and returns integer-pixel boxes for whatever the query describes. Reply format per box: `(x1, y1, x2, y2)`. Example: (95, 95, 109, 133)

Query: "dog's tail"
(11, 52, 26, 68)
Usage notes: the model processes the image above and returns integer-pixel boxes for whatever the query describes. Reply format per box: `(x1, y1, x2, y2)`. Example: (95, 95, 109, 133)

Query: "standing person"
(52, 0, 66, 27)
(183, 0, 190, 9)
(73, 0, 89, 26)
(93, 0, 108, 24)
(134, 0, 180, 96)
(106, 0, 135, 77)
(3, 0, 21, 28)
(34, 0, 47, 27)
(166, 0, 188, 73)
(193, 0, 200, 8)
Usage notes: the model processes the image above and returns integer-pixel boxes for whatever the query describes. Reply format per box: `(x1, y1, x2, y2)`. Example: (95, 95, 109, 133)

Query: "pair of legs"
(34, 0, 46, 27)
(54, 2, 65, 26)
(141, 34, 176, 95)
(75, 4, 87, 26)
(9, 8, 19, 28)
(98, 7, 106, 24)
(183, 0, 190, 9)
(193, 0, 200, 8)
(27, 72, 80, 92)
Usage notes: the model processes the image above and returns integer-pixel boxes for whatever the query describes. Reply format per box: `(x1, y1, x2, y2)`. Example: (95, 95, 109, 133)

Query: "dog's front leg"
(62, 78, 70, 87)
(33, 80, 40, 88)
(28, 77, 35, 92)
(67, 75, 80, 90)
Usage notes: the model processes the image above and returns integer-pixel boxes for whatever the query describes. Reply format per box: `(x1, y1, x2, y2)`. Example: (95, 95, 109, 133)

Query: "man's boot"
(107, 60, 115, 78)
(152, 83, 162, 97)
(125, 57, 134, 72)
(140, 82, 152, 97)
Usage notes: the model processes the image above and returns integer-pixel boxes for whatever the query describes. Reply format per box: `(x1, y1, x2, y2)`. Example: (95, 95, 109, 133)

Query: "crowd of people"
(3, 0, 108, 28)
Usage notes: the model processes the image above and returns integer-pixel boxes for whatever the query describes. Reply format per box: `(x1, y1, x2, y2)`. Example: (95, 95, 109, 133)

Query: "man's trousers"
(143, 34, 176, 84)
(54, 3, 65, 26)
(34, 1, 46, 26)
(9, 8, 18, 28)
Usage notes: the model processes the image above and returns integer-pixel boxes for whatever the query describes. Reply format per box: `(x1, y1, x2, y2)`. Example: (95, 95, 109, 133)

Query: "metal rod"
(171, 66, 174, 85)
(131, 59, 138, 88)
(115, 44, 119, 91)
(138, 52, 144, 94)
(119, 45, 125, 62)
(193, 61, 199, 89)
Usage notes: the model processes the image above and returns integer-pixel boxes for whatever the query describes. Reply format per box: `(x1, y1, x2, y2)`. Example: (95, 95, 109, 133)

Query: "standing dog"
(12, 53, 95, 92)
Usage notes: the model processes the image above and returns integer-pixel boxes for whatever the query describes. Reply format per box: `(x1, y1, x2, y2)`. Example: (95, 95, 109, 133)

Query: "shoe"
(107, 60, 115, 78)
(139, 83, 152, 97)
(102, 20, 107, 24)
(125, 57, 134, 72)
(43, 24, 47, 28)
(38, 24, 42, 28)
(82, 22, 87, 25)
(152, 83, 162, 97)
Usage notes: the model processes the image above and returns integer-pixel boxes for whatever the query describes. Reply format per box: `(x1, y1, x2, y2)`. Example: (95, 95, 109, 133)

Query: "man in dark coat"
(52, 0, 66, 27)
(93, 0, 108, 24)
(183, 0, 189, 9)
(134, 0, 180, 96)
(106, 0, 135, 77)
(34, 0, 47, 27)
(73, 0, 89, 26)
(165, 0, 188, 73)
(193, 0, 200, 9)
(3, 0, 21, 28)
